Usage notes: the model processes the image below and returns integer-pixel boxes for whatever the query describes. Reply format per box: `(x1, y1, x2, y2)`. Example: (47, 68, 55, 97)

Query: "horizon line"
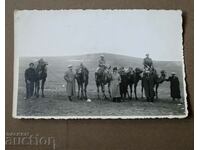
(18, 52, 183, 62)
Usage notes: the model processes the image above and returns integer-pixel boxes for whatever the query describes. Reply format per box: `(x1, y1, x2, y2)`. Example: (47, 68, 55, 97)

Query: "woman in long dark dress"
(166, 72, 181, 101)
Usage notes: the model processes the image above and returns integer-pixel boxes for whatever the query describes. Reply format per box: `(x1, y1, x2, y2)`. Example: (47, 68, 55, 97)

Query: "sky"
(14, 10, 183, 61)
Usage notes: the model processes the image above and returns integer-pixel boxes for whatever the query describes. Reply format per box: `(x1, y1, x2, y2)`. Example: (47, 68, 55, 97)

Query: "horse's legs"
(34, 82, 37, 96)
(41, 79, 46, 98)
(35, 80, 40, 97)
(129, 84, 133, 99)
(84, 83, 88, 100)
(141, 80, 144, 99)
(97, 84, 100, 99)
(108, 83, 111, 99)
(155, 84, 159, 99)
(134, 83, 138, 100)
(101, 84, 107, 99)
(77, 84, 80, 99)
(126, 86, 129, 99)
(80, 84, 84, 100)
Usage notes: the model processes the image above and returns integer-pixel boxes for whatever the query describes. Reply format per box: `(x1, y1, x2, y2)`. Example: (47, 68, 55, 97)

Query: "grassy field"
(16, 53, 187, 117)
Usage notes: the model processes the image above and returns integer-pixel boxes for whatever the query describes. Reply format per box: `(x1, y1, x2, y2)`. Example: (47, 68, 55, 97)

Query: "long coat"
(111, 72, 121, 98)
(64, 70, 76, 96)
(166, 76, 181, 98)
(142, 73, 155, 99)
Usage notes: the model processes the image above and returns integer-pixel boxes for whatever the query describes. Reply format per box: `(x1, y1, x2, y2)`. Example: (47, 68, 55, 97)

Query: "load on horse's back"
(75, 63, 89, 100)
(34, 58, 48, 98)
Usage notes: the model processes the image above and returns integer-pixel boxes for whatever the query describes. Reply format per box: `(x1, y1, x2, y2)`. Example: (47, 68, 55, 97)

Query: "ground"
(16, 87, 186, 117)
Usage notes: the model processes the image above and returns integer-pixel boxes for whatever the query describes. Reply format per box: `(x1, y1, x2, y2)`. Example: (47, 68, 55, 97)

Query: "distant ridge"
(20, 52, 182, 63)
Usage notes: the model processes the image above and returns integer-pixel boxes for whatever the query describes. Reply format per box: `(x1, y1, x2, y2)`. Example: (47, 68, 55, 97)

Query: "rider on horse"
(96, 55, 107, 74)
(143, 54, 154, 71)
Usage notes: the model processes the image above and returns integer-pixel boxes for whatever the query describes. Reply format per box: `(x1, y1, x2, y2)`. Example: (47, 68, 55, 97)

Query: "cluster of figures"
(24, 54, 181, 103)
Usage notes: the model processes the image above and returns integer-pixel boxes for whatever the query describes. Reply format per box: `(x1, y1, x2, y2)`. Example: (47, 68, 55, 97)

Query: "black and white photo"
(13, 10, 187, 119)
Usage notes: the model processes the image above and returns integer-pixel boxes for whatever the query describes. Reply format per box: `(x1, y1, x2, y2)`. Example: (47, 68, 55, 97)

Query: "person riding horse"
(143, 54, 154, 71)
(96, 55, 107, 73)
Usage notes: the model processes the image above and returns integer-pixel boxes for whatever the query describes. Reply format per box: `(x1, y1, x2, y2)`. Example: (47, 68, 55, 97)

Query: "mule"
(75, 67, 89, 100)
(34, 60, 48, 98)
(95, 67, 112, 99)
(128, 68, 143, 100)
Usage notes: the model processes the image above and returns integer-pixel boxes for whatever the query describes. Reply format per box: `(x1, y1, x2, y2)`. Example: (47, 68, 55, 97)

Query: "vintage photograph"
(13, 10, 187, 119)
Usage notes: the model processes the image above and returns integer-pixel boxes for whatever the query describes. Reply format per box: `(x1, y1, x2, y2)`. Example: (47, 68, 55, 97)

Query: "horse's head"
(135, 67, 143, 75)
(76, 66, 89, 82)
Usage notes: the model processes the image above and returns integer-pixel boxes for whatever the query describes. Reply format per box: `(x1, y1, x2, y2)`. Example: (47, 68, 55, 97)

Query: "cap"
(68, 65, 73, 68)
(29, 62, 34, 66)
(171, 72, 176, 75)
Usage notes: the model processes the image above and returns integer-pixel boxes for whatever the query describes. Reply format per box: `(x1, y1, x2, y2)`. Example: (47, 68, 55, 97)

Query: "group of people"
(24, 54, 181, 102)
(62, 54, 181, 102)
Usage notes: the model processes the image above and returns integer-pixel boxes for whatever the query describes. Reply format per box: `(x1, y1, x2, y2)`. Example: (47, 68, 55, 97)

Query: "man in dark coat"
(166, 72, 181, 101)
(25, 63, 36, 99)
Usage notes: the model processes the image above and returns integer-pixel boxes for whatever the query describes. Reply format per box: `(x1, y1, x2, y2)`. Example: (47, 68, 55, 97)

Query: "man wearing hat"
(64, 65, 76, 101)
(24, 62, 36, 99)
(143, 54, 153, 70)
(166, 72, 181, 101)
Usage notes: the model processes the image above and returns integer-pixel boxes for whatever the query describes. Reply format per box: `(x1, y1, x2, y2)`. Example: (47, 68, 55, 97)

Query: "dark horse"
(141, 68, 166, 101)
(126, 67, 143, 100)
(95, 67, 112, 99)
(118, 68, 129, 100)
(75, 67, 89, 100)
(34, 60, 48, 98)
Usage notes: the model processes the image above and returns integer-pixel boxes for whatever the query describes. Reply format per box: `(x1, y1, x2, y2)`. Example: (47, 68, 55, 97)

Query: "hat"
(29, 62, 34, 66)
(171, 72, 176, 75)
(146, 53, 149, 56)
(100, 55, 104, 57)
(68, 65, 73, 68)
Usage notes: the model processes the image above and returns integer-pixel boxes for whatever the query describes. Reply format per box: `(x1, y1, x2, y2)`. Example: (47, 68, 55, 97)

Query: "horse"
(152, 70, 166, 99)
(75, 66, 89, 100)
(126, 67, 143, 100)
(95, 66, 112, 99)
(141, 68, 166, 101)
(34, 60, 48, 98)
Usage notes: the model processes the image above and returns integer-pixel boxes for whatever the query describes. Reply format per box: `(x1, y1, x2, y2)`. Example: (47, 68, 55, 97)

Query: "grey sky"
(14, 10, 183, 61)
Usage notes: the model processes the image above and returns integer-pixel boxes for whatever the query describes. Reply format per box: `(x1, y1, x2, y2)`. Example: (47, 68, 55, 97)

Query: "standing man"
(166, 72, 181, 101)
(143, 54, 153, 69)
(24, 63, 36, 99)
(64, 65, 76, 101)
